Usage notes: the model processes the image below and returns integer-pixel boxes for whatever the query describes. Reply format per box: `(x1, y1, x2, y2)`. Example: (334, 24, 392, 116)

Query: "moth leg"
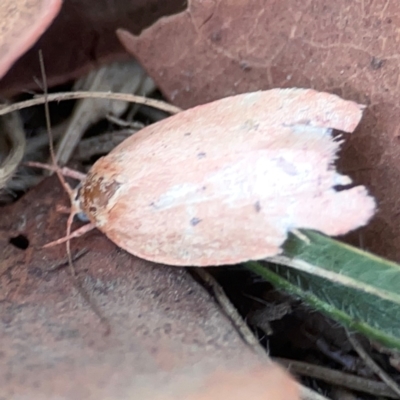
(55, 205, 90, 223)
(26, 161, 86, 181)
(43, 223, 96, 248)
(60, 167, 86, 181)
(56, 204, 71, 214)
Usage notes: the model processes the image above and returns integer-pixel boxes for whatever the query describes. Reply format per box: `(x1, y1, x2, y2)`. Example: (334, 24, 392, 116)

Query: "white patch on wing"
(150, 183, 202, 210)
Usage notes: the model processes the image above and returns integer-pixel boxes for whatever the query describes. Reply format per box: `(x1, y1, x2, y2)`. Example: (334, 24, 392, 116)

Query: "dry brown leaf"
(0, 0, 186, 96)
(0, 0, 61, 79)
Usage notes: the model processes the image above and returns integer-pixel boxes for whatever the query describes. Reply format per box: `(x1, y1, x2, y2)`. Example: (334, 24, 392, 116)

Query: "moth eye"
(76, 211, 90, 222)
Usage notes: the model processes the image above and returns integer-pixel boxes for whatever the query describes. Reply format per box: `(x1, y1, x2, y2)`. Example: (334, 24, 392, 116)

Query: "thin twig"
(38, 53, 110, 335)
(0, 107, 26, 190)
(346, 331, 400, 397)
(39, 52, 56, 166)
(276, 357, 400, 399)
(192, 268, 267, 357)
(192, 269, 329, 400)
(0, 91, 182, 116)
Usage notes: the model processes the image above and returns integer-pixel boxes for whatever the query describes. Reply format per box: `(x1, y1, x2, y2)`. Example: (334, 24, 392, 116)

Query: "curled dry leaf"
(0, 0, 62, 79)
(0, 0, 185, 96)
(77, 88, 376, 266)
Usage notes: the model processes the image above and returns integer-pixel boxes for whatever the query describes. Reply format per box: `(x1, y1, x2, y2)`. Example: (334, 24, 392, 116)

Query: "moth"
(50, 88, 376, 266)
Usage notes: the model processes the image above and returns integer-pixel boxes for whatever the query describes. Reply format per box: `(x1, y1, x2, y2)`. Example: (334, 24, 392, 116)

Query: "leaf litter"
(0, 60, 396, 400)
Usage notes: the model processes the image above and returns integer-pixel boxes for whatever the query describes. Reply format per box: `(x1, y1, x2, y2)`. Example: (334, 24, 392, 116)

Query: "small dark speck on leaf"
(151, 289, 162, 298)
(190, 217, 202, 226)
(163, 323, 172, 334)
(28, 267, 43, 278)
(239, 61, 251, 71)
(370, 57, 385, 70)
(211, 31, 222, 42)
(254, 201, 261, 213)
(197, 152, 207, 159)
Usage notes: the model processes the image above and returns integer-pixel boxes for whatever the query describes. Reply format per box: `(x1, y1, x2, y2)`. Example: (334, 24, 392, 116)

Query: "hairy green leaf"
(245, 230, 400, 350)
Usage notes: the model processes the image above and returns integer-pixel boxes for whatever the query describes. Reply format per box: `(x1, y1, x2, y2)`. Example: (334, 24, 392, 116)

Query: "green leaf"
(245, 230, 400, 350)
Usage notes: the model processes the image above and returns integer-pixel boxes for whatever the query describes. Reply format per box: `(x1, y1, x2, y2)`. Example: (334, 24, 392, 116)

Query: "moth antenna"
(43, 222, 96, 247)
(39, 50, 75, 261)
(39, 51, 110, 334)
(38, 51, 71, 195)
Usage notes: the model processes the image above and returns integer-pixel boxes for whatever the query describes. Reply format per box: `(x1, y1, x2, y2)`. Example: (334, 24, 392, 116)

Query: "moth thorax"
(79, 172, 121, 226)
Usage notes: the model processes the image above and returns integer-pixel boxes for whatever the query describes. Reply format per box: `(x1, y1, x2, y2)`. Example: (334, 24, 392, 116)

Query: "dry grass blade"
(0, 109, 25, 190)
(0, 91, 182, 116)
(347, 332, 400, 397)
(193, 269, 329, 400)
(276, 357, 400, 398)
